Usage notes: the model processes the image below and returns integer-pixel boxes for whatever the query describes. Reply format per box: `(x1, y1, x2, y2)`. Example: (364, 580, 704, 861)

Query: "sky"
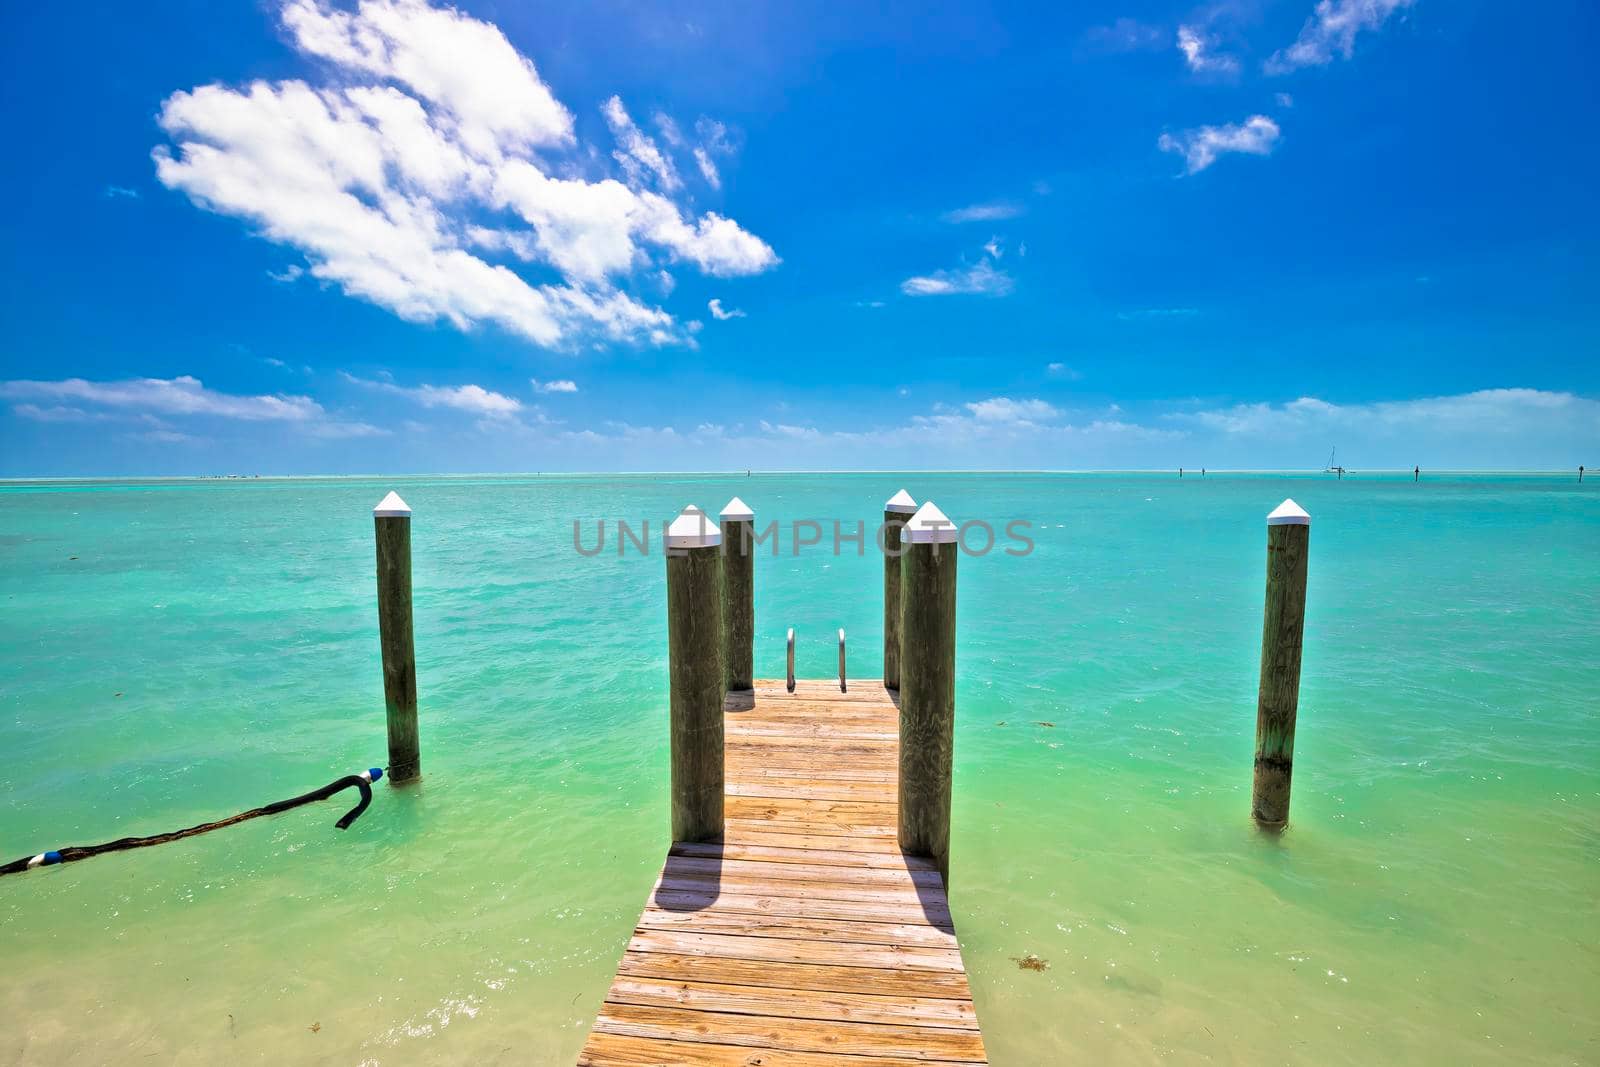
(1, 0, 1595, 475)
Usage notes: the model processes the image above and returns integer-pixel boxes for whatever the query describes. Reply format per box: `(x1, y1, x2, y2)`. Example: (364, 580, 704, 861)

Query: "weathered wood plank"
(606, 978, 979, 1030)
(725, 727, 896, 744)
(670, 841, 938, 873)
(724, 796, 898, 822)
(647, 887, 953, 927)
(726, 766, 897, 784)
(653, 870, 935, 909)
(725, 780, 897, 803)
(579, 1031, 974, 1067)
(720, 825, 906, 853)
(722, 815, 898, 840)
(594, 1004, 987, 1063)
(637, 908, 959, 949)
(612, 952, 976, 1001)
(660, 855, 943, 890)
(625, 929, 966, 972)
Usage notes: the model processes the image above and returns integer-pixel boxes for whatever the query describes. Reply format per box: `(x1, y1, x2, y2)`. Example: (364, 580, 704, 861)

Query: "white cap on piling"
(1267, 498, 1311, 526)
(374, 491, 411, 517)
(885, 489, 917, 514)
(667, 504, 722, 549)
(720, 496, 754, 521)
(904, 500, 958, 543)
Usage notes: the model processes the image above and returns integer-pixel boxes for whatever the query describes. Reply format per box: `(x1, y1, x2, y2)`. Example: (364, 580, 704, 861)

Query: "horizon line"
(0, 467, 1591, 483)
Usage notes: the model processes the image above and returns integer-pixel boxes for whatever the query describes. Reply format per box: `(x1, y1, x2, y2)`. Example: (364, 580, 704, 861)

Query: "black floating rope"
(0, 767, 383, 878)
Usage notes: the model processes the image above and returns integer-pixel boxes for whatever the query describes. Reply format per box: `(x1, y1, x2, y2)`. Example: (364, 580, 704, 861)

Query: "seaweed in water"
(1013, 953, 1049, 972)
(1034, 721, 1055, 728)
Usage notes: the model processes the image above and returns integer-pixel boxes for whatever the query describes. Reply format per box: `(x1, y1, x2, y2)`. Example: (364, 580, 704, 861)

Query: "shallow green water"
(1, 473, 1595, 1065)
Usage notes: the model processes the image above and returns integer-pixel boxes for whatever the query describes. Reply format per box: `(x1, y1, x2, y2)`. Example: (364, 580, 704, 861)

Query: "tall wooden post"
(666, 505, 725, 842)
(1252, 499, 1311, 828)
(883, 490, 917, 690)
(374, 491, 420, 784)
(720, 497, 755, 692)
(898, 501, 958, 884)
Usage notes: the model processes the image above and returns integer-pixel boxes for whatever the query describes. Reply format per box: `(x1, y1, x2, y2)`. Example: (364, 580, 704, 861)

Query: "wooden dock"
(578, 679, 988, 1066)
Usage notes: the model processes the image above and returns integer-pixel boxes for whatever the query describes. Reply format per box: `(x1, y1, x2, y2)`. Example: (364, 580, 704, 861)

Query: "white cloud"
(1047, 362, 1083, 380)
(280, 0, 573, 153)
(1119, 307, 1200, 320)
(104, 185, 140, 199)
(2, 375, 323, 421)
(1267, 0, 1413, 73)
(901, 252, 1014, 297)
(942, 201, 1024, 224)
(1174, 389, 1594, 437)
(531, 378, 578, 393)
(1177, 25, 1240, 75)
(267, 264, 305, 283)
(1158, 115, 1280, 174)
(12, 404, 119, 423)
(693, 147, 720, 189)
(542, 389, 1594, 471)
(343, 371, 521, 416)
(965, 397, 1060, 424)
(601, 95, 680, 191)
(708, 298, 746, 320)
(1276, 92, 1295, 108)
(653, 113, 684, 148)
(692, 118, 735, 190)
(1164, 389, 1598, 466)
(153, 0, 777, 352)
(1082, 18, 1166, 54)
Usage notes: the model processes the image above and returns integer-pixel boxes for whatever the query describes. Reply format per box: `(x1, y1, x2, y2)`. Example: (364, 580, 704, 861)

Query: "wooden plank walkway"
(578, 679, 987, 1066)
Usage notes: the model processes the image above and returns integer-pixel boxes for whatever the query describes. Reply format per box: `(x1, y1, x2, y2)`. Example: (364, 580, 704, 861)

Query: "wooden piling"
(666, 506, 725, 843)
(898, 501, 958, 883)
(883, 490, 917, 690)
(720, 497, 755, 692)
(373, 491, 420, 784)
(1252, 498, 1311, 828)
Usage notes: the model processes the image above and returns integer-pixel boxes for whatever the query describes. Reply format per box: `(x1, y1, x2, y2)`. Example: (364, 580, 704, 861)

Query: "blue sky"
(2, 0, 1595, 475)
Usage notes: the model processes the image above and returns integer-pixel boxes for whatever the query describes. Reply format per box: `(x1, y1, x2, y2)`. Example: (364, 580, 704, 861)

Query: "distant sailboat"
(1324, 447, 1346, 479)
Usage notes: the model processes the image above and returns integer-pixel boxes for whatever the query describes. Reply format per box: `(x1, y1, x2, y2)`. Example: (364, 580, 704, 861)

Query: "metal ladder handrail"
(786, 627, 795, 693)
(838, 628, 847, 692)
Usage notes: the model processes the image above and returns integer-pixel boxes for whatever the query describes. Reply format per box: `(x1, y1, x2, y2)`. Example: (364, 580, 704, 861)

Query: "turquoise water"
(1, 473, 1595, 1065)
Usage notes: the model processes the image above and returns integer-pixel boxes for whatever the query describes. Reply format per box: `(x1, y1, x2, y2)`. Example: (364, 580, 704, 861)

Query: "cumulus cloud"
(153, 0, 777, 351)
(942, 201, 1024, 224)
(531, 378, 578, 393)
(1177, 25, 1240, 75)
(1267, 0, 1413, 73)
(708, 298, 746, 320)
(1158, 115, 1280, 174)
